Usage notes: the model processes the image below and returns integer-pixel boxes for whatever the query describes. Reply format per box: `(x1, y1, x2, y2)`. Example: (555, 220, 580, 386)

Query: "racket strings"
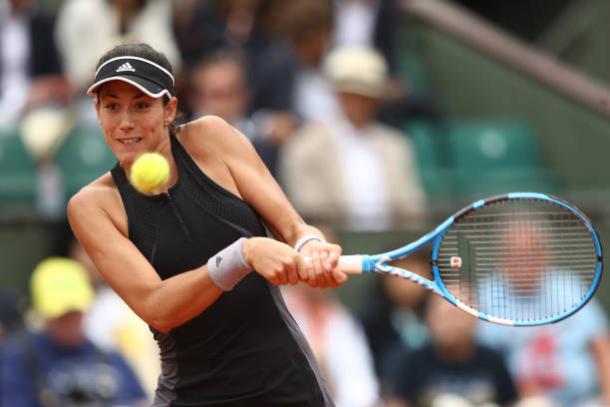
(437, 199, 598, 323)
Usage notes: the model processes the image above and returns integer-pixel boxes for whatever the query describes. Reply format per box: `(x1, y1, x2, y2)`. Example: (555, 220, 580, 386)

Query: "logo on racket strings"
(450, 256, 462, 268)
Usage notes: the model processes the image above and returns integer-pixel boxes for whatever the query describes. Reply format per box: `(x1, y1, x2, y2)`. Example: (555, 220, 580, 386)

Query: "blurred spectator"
(284, 283, 380, 407)
(0, 0, 72, 221)
(173, 0, 295, 110)
(478, 298, 610, 407)
(0, 257, 147, 406)
(67, 236, 160, 398)
(189, 51, 250, 122)
(280, 46, 426, 229)
(241, 0, 298, 115)
(360, 252, 431, 395)
(174, 0, 296, 169)
(188, 50, 294, 176)
(281, 0, 341, 123)
(331, 0, 443, 128)
(0, 0, 69, 127)
(172, 0, 226, 68)
(55, 0, 180, 119)
(390, 294, 518, 407)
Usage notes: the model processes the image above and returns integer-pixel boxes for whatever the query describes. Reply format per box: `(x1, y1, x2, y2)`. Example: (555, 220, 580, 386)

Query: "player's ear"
(164, 96, 178, 125)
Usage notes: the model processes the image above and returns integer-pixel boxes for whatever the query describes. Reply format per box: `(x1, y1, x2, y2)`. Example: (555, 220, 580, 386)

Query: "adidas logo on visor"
(116, 62, 136, 73)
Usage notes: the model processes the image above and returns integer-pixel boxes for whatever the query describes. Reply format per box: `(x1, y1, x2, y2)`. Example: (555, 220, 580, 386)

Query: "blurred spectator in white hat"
(331, 0, 398, 73)
(280, 46, 426, 230)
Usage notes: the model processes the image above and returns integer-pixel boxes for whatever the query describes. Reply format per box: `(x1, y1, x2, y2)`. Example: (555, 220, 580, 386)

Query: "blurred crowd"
(1, 0, 610, 406)
(1, 0, 441, 226)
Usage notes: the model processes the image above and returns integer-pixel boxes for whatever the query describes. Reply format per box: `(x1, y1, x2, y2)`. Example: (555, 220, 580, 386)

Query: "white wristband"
(294, 234, 325, 252)
(207, 238, 252, 291)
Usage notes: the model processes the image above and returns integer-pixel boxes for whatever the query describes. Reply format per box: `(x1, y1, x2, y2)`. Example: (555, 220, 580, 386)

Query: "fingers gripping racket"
(340, 193, 603, 326)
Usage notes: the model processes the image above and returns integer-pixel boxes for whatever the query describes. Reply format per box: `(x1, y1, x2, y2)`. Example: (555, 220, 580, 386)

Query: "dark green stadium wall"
(402, 22, 610, 194)
(560, 0, 610, 88)
(0, 221, 56, 294)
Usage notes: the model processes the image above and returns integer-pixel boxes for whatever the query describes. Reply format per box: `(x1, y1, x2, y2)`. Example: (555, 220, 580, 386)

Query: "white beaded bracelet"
(294, 234, 325, 252)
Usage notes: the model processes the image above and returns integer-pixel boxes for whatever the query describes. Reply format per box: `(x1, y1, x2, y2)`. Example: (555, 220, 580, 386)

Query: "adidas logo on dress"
(116, 62, 136, 73)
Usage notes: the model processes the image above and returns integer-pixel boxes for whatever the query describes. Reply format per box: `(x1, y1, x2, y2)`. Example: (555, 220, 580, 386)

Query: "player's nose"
(118, 111, 136, 132)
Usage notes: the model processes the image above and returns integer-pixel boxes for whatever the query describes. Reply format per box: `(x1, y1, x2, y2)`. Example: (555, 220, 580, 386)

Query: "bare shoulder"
(67, 173, 127, 236)
(178, 116, 249, 156)
(183, 115, 232, 136)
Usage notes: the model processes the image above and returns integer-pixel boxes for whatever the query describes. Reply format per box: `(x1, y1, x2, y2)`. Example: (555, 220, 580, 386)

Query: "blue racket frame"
(356, 192, 604, 326)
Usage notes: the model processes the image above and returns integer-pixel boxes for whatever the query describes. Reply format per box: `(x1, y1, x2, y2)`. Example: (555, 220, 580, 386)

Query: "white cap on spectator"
(324, 47, 388, 98)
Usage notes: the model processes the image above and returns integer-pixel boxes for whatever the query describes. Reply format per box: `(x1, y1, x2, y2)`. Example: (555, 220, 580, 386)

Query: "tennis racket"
(339, 192, 603, 326)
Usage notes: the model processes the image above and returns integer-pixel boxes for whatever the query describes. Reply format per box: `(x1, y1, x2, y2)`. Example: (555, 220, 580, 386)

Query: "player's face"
(95, 81, 177, 164)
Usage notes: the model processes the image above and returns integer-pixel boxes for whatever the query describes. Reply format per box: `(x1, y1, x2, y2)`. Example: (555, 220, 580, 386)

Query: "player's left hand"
(298, 240, 347, 288)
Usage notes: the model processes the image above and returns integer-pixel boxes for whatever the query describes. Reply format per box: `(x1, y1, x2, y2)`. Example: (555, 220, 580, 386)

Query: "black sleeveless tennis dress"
(111, 133, 333, 406)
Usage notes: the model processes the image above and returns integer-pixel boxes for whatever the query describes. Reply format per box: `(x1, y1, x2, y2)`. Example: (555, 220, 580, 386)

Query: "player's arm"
(68, 187, 302, 332)
(189, 117, 347, 287)
(202, 117, 323, 244)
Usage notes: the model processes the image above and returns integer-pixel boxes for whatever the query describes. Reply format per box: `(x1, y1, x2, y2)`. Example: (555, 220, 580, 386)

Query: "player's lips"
(117, 137, 142, 145)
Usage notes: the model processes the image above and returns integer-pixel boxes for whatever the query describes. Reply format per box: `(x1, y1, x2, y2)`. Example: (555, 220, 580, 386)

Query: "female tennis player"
(68, 43, 346, 406)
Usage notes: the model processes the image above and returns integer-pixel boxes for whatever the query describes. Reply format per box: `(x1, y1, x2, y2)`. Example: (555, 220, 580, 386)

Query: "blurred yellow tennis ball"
(130, 152, 170, 194)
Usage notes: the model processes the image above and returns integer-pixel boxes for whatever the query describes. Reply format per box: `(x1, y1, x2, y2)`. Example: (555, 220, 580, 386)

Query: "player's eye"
(135, 102, 150, 110)
(104, 103, 119, 111)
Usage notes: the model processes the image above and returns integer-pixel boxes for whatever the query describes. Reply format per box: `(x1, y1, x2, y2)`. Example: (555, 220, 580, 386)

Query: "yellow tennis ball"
(130, 152, 170, 194)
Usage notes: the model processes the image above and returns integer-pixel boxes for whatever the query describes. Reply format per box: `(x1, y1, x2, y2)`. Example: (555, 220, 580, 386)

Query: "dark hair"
(94, 43, 183, 132)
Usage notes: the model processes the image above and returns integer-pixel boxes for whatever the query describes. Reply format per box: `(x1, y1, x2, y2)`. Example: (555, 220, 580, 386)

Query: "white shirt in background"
(333, 0, 380, 48)
(0, 8, 30, 127)
(294, 67, 341, 124)
(284, 288, 381, 407)
(330, 117, 391, 231)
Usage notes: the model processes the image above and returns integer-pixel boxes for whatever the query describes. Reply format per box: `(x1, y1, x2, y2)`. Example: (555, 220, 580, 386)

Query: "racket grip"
(303, 255, 365, 274)
(339, 255, 364, 275)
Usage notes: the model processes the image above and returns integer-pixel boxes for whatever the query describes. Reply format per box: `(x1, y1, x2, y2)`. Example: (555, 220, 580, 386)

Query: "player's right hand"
(299, 240, 347, 289)
(243, 237, 304, 286)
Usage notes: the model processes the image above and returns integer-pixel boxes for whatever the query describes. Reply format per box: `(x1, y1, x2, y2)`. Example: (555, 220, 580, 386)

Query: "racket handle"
(339, 255, 364, 275)
(303, 255, 365, 274)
